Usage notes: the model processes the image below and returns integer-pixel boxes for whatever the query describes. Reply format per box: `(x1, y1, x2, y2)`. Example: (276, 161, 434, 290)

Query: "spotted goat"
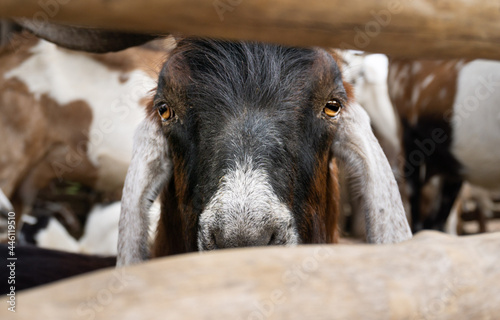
(388, 58, 500, 231)
(0, 21, 170, 238)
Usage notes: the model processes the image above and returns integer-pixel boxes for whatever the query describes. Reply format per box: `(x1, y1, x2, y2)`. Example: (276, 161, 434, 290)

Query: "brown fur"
(0, 77, 96, 222)
(0, 34, 97, 213)
(388, 58, 471, 231)
(0, 32, 167, 234)
(152, 178, 187, 257)
(388, 58, 470, 121)
(328, 160, 341, 243)
(87, 38, 174, 79)
(301, 153, 340, 244)
(152, 154, 198, 257)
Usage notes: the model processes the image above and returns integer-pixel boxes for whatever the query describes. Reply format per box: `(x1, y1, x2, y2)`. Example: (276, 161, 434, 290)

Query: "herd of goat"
(0, 20, 499, 293)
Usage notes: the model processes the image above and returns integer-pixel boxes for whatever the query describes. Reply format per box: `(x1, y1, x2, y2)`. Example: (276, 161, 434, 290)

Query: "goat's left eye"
(324, 100, 343, 118)
(157, 103, 174, 122)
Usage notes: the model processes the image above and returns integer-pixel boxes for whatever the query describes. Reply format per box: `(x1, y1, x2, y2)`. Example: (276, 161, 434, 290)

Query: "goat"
(388, 58, 500, 231)
(0, 22, 171, 237)
(117, 39, 412, 265)
(11, 21, 412, 268)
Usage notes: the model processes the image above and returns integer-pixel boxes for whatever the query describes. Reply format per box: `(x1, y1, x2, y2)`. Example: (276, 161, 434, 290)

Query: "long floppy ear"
(117, 118, 172, 266)
(332, 102, 412, 243)
(14, 19, 161, 53)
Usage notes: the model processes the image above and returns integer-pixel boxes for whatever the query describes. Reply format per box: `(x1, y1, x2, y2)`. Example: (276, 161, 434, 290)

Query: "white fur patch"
(79, 202, 121, 255)
(451, 60, 500, 188)
(410, 86, 421, 107)
(27, 200, 161, 255)
(0, 188, 13, 212)
(454, 59, 467, 71)
(388, 63, 409, 101)
(35, 218, 80, 252)
(198, 161, 298, 249)
(412, 62, 422, 75)
(345, 53, 399, 152)
(363, 54, 388, 83)
(421, 74, 435, 89)
(4, 40, 157, 191)
(79, 200, 161, 255)
(439, 88, 448, 100)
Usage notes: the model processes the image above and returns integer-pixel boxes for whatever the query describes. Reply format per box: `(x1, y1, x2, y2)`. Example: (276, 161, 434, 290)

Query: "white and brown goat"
(388, 58, 500, 231)
(0, 22, 170, 235)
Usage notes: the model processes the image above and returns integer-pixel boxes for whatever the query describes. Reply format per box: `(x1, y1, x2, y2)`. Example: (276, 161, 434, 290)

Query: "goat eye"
(157, 104, 174, 122)
(324, 100, 342, 118)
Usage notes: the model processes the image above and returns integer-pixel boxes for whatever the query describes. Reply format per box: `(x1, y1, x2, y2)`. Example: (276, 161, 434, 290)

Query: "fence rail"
(4, 231, 500, 319)
(1, 0, 499, 59)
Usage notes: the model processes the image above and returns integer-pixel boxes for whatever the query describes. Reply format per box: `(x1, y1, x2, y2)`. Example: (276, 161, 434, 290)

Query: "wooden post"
(0, 0, 500, 59)
(4, 231, 499, 319)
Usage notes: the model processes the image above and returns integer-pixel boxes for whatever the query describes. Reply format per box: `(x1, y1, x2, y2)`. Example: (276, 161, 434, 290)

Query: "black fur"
(401, 117, 463, 231)
(155, 39, 347, 243)
(0, 244, 115, 294)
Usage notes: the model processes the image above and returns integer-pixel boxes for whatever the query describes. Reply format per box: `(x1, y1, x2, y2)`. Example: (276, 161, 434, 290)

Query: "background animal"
(0, 23, 173, 239)
(446, 183, 500, 235)
(388, 58, 500, 231)
(20, 201, 161, 255)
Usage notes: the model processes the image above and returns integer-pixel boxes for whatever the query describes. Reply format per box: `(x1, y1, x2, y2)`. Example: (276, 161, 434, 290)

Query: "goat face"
(154, 40, 345, 251)
(118, 39, 411, 265)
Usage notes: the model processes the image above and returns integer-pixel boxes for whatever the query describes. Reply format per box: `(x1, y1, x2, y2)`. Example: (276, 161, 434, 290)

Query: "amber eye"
(323, 99, 342, 118)
(157, 103, 174, 122)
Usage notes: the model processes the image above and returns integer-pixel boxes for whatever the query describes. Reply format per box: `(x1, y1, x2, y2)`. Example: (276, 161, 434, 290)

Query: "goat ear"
(331, 102, 412, 244)
(14, 19, 161, 53)
(117, 118, 172, 266)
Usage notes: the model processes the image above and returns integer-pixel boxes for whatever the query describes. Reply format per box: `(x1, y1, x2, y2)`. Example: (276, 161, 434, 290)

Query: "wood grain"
(0, 0, 499, 59)
(4, 231, 499, 319)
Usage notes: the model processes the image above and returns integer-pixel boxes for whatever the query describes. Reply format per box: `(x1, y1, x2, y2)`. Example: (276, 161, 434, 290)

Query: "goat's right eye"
(157, 104, 174, 122)
(324, 99, 343, 118)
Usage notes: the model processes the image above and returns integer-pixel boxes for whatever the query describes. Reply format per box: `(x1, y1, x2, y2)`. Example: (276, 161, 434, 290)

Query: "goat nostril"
(211, 233, 218, 249)
(268, 233, 276, 245)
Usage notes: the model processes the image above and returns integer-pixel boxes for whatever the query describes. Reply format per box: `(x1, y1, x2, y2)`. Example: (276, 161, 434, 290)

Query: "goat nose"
(213, 227, 277, 249)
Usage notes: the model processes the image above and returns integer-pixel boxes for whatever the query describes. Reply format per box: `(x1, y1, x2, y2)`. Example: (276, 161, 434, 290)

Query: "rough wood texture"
(0, 0, 500, 59)
(4, 231, 499, 319)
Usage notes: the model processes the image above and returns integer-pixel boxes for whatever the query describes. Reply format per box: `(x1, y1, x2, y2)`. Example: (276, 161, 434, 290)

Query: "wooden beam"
(4, 231, 499, 319)
(0, 0, 500, 59)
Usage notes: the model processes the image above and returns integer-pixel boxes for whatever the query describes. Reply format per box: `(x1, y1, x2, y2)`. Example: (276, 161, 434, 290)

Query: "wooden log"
(0, 0, 500, 59)
(3, 231, 499, 319)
